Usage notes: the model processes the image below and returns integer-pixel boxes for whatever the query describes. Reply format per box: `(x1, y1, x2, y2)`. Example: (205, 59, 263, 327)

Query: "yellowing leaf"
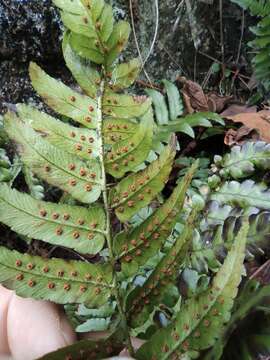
(103, 118, 138, 145)
(63, 33, 101, 98)
(103, 90, 152, 119)
(105, 110, 153, 178)
(18, 104, 101, 160)
(4, 112, 102, 204)
(110, 58, 141, 90)
(29, 62, 98, 128)
(105, 21, 131, 65)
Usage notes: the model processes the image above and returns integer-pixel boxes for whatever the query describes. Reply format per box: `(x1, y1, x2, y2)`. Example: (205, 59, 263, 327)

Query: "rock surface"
(0, 0, 244, 114)
(0, 0, 63, 113)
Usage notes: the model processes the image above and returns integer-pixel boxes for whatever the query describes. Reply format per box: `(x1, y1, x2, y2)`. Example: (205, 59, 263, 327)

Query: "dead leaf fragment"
(221, 104, 257, 117)
(178, 77, 233, 114)
(224, 126, 259, 146)
(225, 110, 270, 142)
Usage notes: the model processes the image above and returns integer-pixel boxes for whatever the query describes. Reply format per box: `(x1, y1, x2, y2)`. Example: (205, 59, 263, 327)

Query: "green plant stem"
(96, 80, 135, 357)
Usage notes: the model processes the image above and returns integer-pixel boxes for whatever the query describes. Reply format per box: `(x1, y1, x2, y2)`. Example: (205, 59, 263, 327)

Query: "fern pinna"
(0, 1, 249, 359)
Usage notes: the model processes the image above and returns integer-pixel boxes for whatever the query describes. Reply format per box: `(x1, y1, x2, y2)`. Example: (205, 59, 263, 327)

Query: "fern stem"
(97, 80, 135, 357)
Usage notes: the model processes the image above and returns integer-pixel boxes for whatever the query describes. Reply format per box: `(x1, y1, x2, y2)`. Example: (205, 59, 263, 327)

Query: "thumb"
(7, 294, 76, 360)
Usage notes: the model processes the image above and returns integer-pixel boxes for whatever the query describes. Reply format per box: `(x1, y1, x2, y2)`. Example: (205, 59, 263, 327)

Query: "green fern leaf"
(114, 161, 198, 276)
(105, 20, 131, 65)
(110, 136, 176, 222)
(52, 0, 85, 14)
(0, 184, 106, 254)
(136, 222, 248, 360)
(29, 62, 98, 128)
(103, 90, 152, 119)
(230, 0, 270, 16)
(162, 80, 184, 120)
(110, 58, 141, 90)
(105, 110, 153, 178)
(231, 1, 270, 91)
(127, 211, 196, 329)
(205, 281, 270, 360)
(17, 104, 100, 160)
(157, 112, 224, 140)
(38, 330, 124, 360)
(53, 0, 130, 66)
(54, 0, 113, 41)
(214, 141, 270, 179)
(62, 33, 100, 98)
(0, 246, 112, 306)
(103, 118, 138, 145)
(69, 32, 105, 64)
(147, 81, 224, 147)
(4, 112, 102, 204)
(146, 88, 169, 125)
(211, 180, 270, 210)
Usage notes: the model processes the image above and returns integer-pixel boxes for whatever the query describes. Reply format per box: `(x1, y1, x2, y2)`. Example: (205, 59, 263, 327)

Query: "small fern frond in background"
(146, 80, 224, 154)
(231, 0, 270, 91)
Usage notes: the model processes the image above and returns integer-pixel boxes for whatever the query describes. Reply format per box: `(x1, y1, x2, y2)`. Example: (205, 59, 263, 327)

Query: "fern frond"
(110, 136, 176, 222)
(231, 0, 270, 16)
(102, 90, 152, 119)
(62, 33, 100, 99)
(214, 141, 270, 179)
(38, 329, 124, 360)
(202, 205, 270, 257)
(111, 58, 141, 91)
(0, 184, 106, 254)
(156, 112, 224, 141)
(205, 281, 270, 360)
(114, 162, 198, 277)
(29, 63, 98, 129)
(103, 118, 138, 145)
(105, 110, 153, 178)
(136, 222, 248, 360)
(250, 16, 270, 90)
(17, 104, 101, 160)
(231, 0, 270, 91)
(53, 0, 130, 66)
(0, 246, 112, 306)
(147, 81, 224, 150)
(211, 180, 270, 210)
(4, 112, 102, 204)
(126, 211, 196, 329)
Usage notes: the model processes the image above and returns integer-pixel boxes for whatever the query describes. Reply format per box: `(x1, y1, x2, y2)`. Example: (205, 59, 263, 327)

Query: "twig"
(236, 9, 245, 65)
(219, 0, 225, 65)
(135, 79, 162, 91)
(198, 50, 251, 80)
(129, 0, 159, 85)
(158, 42, 188, 76)
(250, 259, 270, 281)
(231, 9, 245, 91)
